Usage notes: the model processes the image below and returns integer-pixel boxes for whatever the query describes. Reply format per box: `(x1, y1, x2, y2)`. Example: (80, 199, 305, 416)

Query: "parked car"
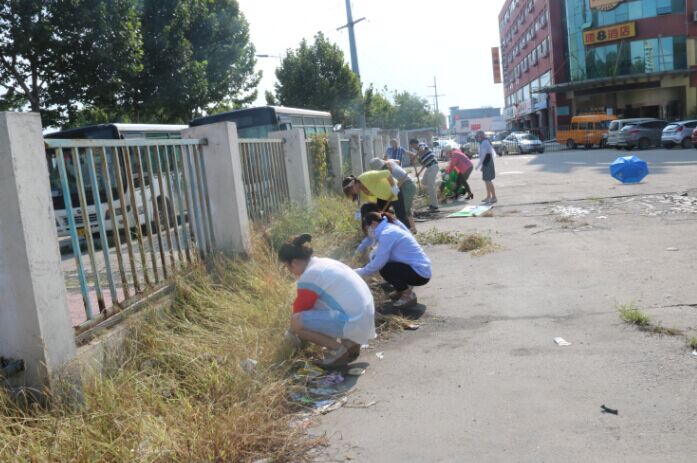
(661, 120, 697, 149)
(555, 113, 617, 149)
(491, 131, 511, 155)
(607, 118, 658, 148)
(499, 132, 545, 155)
(617, 120, 668, 150)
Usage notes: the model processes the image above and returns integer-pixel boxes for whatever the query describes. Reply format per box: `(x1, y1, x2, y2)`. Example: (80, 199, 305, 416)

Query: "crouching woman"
(354, 213, 432, 308)
(279, 234, 376, 368)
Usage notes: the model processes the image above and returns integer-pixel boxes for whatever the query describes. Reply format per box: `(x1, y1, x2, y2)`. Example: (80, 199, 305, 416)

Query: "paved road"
(317, 148, 697, 462)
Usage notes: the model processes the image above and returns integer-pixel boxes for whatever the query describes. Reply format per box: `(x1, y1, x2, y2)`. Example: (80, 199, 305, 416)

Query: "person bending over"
(354, 213, 432, 309)
(280, 234, 376, 368)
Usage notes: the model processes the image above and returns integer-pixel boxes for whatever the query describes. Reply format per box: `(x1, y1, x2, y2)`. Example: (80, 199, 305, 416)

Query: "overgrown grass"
(267, 195, 360, 260)
(458, 234, 491, 253)
(618, 303, 652, 327)
(0, 239, 318, 462)
(1, 195, 414, 462)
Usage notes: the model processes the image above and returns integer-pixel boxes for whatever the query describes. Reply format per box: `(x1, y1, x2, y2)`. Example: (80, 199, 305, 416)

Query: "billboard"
(583, 22, 636, 46)
(491, 47, 502, 84)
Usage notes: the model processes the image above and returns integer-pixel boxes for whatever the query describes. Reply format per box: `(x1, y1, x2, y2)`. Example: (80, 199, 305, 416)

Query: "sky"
(238, 0, 507, 118)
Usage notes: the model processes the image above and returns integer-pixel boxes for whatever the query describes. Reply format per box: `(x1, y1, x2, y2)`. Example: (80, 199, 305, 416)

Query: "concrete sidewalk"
(316, 149, 697, 462)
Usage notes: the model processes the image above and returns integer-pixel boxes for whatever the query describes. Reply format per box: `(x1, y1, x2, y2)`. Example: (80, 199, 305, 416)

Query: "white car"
(661, 120, 697, 149)
(499, 132, 545, 155)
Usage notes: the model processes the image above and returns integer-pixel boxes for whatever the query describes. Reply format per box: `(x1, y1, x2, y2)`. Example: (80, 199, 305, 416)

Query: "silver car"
(617, 120, 668, 150)
(607, 118, 657, 148)
(661, 120, 697, 149)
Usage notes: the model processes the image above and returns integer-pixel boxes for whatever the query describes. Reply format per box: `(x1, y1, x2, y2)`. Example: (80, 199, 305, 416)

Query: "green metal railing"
(45, 138, 210, 333)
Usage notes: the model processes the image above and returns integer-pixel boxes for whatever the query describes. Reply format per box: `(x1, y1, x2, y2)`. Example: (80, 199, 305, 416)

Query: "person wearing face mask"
(354, 212, 432, 309)
(279, 234, 376, 368)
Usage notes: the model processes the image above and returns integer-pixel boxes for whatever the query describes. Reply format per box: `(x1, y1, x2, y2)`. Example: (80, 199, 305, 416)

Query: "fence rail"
(44, 138, 211, 333)
(239, 139, 289, 221)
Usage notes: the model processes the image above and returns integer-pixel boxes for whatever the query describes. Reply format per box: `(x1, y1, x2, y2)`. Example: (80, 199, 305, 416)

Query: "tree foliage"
(0, 0, 142, 126)
(0, 0, 259, 127)
(364, 85, 445, 130)
(272, 32, 361, 126)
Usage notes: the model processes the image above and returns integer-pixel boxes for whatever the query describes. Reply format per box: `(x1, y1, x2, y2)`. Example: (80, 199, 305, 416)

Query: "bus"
(45, 123, 187, 238)
(189, 106, 334, 138)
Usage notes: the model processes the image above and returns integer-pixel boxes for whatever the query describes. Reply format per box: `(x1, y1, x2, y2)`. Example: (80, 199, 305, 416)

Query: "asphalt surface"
(316, 147, 697, 462)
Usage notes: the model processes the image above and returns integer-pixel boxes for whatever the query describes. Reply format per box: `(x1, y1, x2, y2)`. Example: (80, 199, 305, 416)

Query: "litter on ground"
(666, 248, 679, 252)
(376, 352, 385, 359)
(314, 397, 348, 414)
(448, 205, 493, 218)
(554, 337, 572, 347)
(601, 405, 619, 415)
(347, 367, 366, 376)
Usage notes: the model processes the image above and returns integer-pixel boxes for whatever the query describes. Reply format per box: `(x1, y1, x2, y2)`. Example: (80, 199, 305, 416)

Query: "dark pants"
(454, 166, 473, 197)
(379, 262, 430, 291)
(377, 197, 409, 230)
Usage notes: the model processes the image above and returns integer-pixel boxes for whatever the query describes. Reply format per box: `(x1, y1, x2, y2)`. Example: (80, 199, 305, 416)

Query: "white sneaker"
(393, 291, 417, 309)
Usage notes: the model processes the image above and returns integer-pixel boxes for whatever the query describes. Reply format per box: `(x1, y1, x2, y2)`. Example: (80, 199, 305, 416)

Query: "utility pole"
(338, 0, 367, 128)
(428, 76, 445, 136)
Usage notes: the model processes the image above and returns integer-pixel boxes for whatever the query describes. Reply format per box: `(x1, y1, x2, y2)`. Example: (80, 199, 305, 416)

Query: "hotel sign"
(590, 0, 625, 11)
(583, 21, 636, 46)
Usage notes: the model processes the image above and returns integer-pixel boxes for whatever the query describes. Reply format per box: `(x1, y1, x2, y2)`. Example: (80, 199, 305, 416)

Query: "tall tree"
(272, 32, 361, 126)
(0, 0, 142, 126)
(364, 85, 395, 129)
(139, 0, 259, 123)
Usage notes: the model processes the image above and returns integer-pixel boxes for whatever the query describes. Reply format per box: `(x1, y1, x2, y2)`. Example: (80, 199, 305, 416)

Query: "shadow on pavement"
(524, 149, 697, 174)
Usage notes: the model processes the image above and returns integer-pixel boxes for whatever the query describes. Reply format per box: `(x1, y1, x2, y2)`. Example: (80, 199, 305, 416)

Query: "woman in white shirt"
(354, 212, 432, 309)
(280, 234, 376, 368)
(475, 130, 498, 204)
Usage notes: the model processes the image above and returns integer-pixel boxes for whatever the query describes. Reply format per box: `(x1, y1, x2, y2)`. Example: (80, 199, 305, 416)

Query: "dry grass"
(688, 336, 697, 350)
(0, 195, 416, 462)
(0, 239, 319, 462)
(417, 228, 464, 246)
(457, 233, 499, 256)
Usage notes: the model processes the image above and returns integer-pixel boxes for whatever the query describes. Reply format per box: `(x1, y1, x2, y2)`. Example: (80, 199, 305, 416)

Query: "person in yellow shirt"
(342, 171, 406, 225)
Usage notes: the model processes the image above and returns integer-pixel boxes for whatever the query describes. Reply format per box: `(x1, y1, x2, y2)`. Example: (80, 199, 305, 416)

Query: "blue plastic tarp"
(610, 155, 649, 184)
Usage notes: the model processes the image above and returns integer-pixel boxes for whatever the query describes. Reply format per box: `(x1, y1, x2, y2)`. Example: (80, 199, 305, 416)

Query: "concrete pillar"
(270, 129, 312, 205)
(182, 122, 250, 256)
(0, 112, 77, 391)
(363, 135, 374, 168)
(349, 134, 363, 175)
(328, 133, 343, 192)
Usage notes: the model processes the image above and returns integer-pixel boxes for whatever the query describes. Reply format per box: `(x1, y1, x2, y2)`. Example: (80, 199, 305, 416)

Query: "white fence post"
(270, 129, 312, 205)
(328, 133, 343, 192)
(0, 112, 77, 391)
(182, 122, 251, 256)
(349, 134, 363, 175)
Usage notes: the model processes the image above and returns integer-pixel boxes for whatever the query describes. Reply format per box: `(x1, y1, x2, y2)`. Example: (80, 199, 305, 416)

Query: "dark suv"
(617, 120, 668, 150)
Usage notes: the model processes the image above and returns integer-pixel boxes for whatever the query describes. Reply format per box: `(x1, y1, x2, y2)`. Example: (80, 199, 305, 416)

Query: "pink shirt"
(445, 149, 473, 174)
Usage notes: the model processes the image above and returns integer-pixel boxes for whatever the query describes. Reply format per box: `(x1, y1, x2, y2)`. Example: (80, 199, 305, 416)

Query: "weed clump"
(618, 303, 651, 327)
(458, 233, 492, 253)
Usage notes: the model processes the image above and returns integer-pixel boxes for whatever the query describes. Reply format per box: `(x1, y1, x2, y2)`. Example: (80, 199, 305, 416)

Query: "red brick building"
(499, 0, 568, 137)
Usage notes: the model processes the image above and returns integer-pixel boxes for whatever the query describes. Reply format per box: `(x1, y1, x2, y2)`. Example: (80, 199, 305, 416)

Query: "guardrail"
(44, 137, 211, 333)
(239, 139, 290, 221)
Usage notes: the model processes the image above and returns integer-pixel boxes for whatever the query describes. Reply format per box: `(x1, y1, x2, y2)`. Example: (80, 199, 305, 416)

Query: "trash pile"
(289, 364, 367, 416)
(551, 205, 594, 218)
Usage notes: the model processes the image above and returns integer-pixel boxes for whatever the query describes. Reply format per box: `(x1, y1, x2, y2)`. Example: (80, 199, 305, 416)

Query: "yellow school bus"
(556, 114, 617, 149)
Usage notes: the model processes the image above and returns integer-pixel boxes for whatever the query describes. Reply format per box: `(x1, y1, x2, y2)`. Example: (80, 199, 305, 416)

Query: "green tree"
(364, 85, 395, 129)
(139, 0, 259, 123)
(392, 91, 444, 130)
(0, 0, 142, 126)
(272, 32, 361, 126)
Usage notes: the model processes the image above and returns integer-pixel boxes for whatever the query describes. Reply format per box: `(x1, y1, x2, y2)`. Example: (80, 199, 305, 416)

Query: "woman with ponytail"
(354, 212, 432, 308)
(279, 234, 376, 368)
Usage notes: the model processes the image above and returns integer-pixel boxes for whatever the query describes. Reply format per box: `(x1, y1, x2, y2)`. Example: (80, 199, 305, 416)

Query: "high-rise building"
(501, 0, 697, 136)
(498, 0, 568, 138)
(549, 0, 696, 122)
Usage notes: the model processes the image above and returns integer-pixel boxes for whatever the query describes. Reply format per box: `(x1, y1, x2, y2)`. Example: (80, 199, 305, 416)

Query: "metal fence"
(239, 139, 290, 221)
(45, 138, 212, 333)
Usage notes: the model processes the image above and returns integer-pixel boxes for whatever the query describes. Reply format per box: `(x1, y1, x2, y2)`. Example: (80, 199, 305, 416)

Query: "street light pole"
(428, 76, 445, 136)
